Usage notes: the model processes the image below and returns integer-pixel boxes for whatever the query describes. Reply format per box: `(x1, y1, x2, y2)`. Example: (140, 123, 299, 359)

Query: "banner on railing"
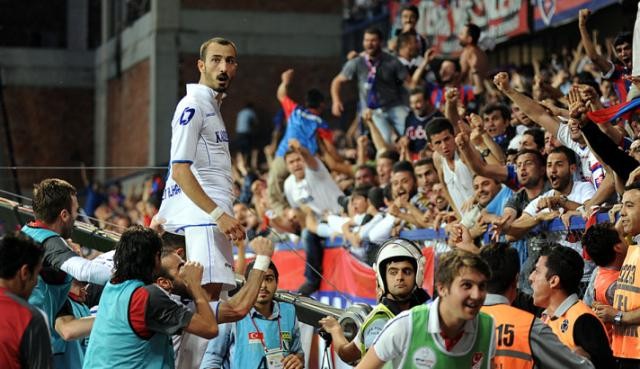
(273, 247, 436, 308)
(389, 0, 529, 56)
(533, 0, 621, 31)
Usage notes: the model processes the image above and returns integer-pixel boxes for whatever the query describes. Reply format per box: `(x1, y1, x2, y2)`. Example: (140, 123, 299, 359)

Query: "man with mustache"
(157, 37, 245, 302)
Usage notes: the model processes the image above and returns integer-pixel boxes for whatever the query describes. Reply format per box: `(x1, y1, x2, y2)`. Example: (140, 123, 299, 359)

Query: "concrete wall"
(0, 1, 344, 189)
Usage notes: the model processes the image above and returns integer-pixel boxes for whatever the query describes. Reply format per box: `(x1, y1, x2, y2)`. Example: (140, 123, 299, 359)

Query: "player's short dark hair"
(538, 245, 584, 295)
(480, 243, 519, 295)
(113, 226, 163, 285)
(0, 233, 44, 278)
(32, 178, 77, 223)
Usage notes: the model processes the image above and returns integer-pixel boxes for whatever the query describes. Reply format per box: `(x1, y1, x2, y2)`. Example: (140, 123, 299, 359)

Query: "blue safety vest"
(83, 280, 175, 369)
(22, 224, 73, 353)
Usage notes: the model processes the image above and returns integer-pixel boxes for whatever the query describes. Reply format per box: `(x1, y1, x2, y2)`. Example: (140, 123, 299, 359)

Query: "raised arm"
(494, 72, 561, 137)
(455, 131, 508, 182)
(578, 9, 612, 73)
(217, 237, 273, 323)
(288, 138, 319, 171)
(277, 69, 294, 103)
(362, 110, 390, 154)
(182, 262, 218, 339)
(410, 48, 435, 89)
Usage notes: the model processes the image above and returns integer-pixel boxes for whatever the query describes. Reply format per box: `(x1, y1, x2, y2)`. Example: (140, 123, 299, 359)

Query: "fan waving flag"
(587, 97, 640, 124)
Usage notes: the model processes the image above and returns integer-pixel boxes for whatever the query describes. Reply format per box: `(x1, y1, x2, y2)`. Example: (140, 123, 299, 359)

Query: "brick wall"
(106, 59, 150, 178)
(181, 0, 341, 13)
(1, 86, 94, 191)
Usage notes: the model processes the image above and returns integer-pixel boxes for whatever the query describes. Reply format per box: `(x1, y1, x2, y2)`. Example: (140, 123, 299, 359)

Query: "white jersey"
(158, 84, 234, 233)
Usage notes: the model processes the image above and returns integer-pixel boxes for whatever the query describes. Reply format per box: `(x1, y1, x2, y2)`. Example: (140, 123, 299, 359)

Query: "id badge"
(265, 349, 285, 369)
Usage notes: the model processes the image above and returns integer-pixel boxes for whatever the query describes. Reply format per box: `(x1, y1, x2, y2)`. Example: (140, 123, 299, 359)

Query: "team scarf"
(586, 96, 640, 124)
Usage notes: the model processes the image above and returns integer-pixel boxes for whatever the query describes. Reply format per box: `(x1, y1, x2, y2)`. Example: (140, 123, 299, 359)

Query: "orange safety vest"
(481, 304, 535, 369)
(595, 268, 620, 305)
(545, 299, 607, 350)
(594, 267, 620, 342)
(612, 245, 640, 359)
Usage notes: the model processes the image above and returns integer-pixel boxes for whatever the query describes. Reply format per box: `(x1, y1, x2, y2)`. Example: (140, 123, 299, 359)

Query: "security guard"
(480, 243, 595, 369)
(529, 245, 615, 369)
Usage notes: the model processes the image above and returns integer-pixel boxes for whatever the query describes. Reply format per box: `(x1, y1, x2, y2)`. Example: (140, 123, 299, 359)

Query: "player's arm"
(55, 301, 94, 341)
(217, 237, 273, 323)
(172, 163, 245, 240)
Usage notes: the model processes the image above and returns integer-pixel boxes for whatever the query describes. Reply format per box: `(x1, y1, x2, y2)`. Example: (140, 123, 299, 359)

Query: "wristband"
(253, 255, 271, 272)
(209, 207, 225, 222)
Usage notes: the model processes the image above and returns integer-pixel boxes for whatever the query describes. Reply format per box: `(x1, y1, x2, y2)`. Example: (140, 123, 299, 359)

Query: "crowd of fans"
(5, 3, 640, 369)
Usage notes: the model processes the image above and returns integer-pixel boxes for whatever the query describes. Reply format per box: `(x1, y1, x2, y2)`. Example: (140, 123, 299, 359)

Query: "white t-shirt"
(373, 298, 495, 368)
(523, 181, 596, 281)
(523, 181, 595, 217)
(158, 84, 234, 233)
(283, 157, 343, 216)
(556, 124, 605, 190)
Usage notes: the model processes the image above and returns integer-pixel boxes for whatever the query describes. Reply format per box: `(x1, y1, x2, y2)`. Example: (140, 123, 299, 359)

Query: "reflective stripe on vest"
(612, 245, 640, 359)
(545, 299, 606, 350)
(481, 304, 535, 369)
(358, 303, 395, 357)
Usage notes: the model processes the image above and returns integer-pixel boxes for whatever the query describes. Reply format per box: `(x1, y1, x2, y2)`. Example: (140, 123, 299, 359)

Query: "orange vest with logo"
(612, 245, 640, 359)
(481, 304, 535, 369)
(545, 299, 606, 349)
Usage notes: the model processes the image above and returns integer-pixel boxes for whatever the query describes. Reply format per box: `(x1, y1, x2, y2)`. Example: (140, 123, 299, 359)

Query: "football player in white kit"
(157, 37, 246, 302)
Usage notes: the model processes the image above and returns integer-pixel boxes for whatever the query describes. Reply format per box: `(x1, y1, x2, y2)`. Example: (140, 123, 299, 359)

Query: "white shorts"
(183, 225, 235, 290)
